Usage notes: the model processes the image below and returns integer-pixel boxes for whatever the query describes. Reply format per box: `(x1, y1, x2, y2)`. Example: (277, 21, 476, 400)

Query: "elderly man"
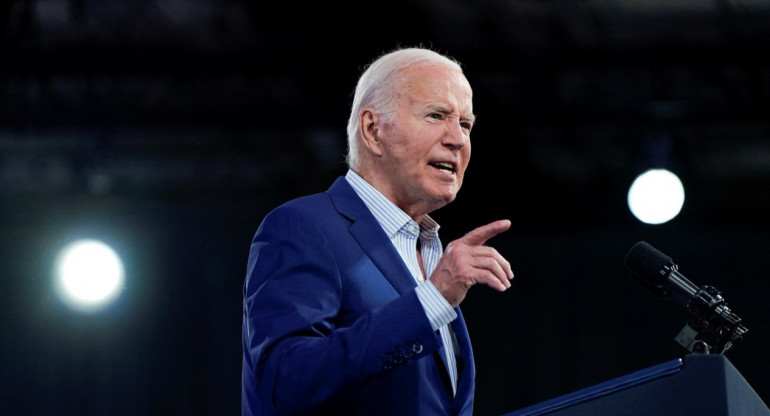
(242, 47, 514, 416)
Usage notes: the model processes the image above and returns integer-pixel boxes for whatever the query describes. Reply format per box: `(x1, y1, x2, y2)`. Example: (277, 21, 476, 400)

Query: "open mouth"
(429, 162, 456, 174)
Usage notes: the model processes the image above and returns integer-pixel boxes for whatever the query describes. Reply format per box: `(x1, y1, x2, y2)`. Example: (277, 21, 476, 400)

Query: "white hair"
(345, 47, 464, 169)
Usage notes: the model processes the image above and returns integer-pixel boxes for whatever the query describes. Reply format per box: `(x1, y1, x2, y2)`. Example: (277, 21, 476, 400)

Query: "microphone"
(624, 241, 748, 354)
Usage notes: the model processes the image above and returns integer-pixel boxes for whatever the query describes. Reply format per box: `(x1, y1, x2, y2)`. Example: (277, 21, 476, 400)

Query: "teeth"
(434, 162, 453, 172)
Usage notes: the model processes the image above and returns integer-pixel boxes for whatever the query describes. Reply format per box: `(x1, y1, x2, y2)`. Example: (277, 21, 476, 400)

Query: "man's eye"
(461, 122, 473, 131)
(428, 113, 443, 120)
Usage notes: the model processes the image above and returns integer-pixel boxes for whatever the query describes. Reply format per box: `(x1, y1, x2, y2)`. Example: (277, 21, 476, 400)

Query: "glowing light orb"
(627, 169, 685, 225)
(54, 239, 125, 313)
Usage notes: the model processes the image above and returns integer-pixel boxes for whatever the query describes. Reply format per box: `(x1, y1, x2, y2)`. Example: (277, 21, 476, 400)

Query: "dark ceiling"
(2, 0, 770, 229)
(2, 1, 770, 416)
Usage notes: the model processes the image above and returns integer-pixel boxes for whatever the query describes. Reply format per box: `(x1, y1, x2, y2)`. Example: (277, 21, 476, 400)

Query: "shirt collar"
(345, 169, 441, 239)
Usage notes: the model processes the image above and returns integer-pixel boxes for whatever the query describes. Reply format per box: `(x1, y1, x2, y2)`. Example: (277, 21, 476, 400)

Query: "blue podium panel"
(504, 354, 769, 416)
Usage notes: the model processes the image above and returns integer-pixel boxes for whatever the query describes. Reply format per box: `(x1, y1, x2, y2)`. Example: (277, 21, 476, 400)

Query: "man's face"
(374, 63, 474, 218)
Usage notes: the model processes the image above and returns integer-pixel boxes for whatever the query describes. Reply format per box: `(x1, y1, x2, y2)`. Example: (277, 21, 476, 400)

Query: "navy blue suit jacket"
(242, 177, 475, 415)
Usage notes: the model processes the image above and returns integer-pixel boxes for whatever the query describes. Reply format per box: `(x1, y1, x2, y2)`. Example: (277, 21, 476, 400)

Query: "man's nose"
(443, 121, 467, 149)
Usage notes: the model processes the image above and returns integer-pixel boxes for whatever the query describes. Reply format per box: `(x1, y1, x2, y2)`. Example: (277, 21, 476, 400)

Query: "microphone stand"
(673, 284, 748, 355)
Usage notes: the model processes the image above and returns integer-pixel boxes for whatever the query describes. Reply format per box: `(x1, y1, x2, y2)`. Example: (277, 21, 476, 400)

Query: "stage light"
(53, 239, 125, 313)
(627, 169, 685, 225)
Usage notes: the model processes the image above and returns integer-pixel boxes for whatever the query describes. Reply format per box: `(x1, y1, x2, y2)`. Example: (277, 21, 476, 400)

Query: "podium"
(503, 354, 769, 416)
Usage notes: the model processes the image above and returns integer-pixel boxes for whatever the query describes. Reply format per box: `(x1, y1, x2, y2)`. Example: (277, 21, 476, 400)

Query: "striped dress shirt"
(345, 170, 459, 394)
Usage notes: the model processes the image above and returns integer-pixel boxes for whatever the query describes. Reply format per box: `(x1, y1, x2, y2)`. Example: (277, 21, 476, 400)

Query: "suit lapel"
(452, 308, 475, 400)
(327, 176, 474, 400)
(326, 177, 417, 295)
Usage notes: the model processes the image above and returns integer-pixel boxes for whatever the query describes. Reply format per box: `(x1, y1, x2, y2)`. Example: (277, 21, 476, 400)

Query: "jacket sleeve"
(242, 205, 442, 415)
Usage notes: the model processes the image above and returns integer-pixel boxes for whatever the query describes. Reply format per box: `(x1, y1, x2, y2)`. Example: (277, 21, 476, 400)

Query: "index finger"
(461, 219, 511, 246)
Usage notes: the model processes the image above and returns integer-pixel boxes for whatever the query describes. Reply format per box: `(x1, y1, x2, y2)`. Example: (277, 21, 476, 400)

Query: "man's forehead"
(396, 65, 473, 108)
(398, 63, 470, 88)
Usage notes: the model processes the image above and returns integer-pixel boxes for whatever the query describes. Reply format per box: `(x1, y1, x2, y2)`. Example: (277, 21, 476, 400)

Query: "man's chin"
(418, 183, 462, 212)
(431, 191, 459, 210)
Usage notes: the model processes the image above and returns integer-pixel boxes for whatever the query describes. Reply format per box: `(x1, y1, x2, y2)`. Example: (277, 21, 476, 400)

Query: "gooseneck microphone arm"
(624, 241, 748, 355)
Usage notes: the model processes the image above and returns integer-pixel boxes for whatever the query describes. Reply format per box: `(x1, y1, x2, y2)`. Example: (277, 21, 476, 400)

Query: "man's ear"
(359, 108, 383, 157)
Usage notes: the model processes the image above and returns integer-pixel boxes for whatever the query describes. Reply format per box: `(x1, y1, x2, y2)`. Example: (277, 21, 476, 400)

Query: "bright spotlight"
(53, 239, 125, 313)
(627, 169, 685, 225)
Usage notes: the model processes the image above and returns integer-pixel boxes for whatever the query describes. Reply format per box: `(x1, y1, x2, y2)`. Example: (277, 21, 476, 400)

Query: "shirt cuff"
(415, 280, 457, 331)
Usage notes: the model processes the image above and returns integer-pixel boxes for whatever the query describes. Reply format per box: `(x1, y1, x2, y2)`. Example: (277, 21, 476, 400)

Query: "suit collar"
(329, 176, 475, 402)
(327, 177, 417, 295)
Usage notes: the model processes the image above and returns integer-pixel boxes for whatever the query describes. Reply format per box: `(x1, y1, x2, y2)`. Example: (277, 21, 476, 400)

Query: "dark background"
(2, 1, 769, 415)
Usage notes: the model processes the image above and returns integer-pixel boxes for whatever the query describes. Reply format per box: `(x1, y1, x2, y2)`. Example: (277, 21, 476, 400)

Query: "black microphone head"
(625, 241, 749, 354)
(625, 241, 675, 297)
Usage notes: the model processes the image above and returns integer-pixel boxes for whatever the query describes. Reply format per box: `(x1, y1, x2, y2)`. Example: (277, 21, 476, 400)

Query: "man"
(242, 47, 514, 416)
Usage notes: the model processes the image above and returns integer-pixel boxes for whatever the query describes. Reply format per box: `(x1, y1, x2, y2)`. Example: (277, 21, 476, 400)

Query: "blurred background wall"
(1, 1, 769, 415)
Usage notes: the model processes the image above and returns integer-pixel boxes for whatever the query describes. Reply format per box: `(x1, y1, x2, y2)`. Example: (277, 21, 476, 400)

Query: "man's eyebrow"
(426, 104, 452, 114)
(426, 104, 476, 124)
